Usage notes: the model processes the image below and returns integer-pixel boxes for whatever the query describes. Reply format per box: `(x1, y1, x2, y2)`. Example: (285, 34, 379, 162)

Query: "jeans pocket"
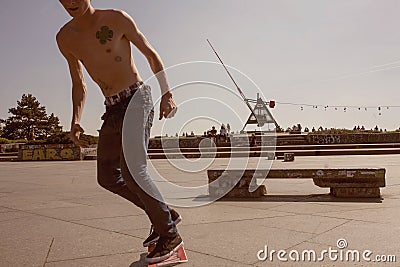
(144, 107, 154, 147)
(141, 85, 153, 107)
(147, 108, 154, 129)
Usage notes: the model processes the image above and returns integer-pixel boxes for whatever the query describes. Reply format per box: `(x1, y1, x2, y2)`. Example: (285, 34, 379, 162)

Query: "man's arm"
(118, 11, 177, 120)
(56, 32, 88, 147)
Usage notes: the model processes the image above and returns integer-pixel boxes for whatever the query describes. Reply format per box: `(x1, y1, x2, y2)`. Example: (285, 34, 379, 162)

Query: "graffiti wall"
(307, 133, 400, 145)
(18, 144, 81, 161)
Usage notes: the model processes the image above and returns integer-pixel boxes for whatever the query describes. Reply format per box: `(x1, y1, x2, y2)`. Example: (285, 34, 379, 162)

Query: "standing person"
(56, 0, 182, 263)
(226, 123, 231, 136)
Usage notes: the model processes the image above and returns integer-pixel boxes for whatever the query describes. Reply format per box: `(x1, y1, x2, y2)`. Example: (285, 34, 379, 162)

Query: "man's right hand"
(70, 123, 88, 148)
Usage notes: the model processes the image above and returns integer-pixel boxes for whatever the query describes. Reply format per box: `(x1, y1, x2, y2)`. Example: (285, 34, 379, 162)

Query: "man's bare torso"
(59, 10, 142, 97)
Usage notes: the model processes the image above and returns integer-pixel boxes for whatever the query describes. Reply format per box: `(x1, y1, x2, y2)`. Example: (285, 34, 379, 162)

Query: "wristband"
(162, 91, 173, 98)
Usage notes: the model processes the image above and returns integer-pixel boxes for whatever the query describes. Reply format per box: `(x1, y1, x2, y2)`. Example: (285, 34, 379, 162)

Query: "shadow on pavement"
(193, 194, 384, 203)
(130, 253, 147, 267)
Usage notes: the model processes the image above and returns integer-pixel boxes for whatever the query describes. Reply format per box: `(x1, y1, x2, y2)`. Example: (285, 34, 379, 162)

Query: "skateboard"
(147, 242, 188, 267)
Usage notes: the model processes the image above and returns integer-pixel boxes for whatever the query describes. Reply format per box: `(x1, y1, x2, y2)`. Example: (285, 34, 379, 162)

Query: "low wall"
(148, 135, 277, 149)
(0, 143, 25, 153)
(149, 133, 400, 149)
(18, 144, 81, 161)
(307, 133, 400, 145)
(149, 137, 234, 149)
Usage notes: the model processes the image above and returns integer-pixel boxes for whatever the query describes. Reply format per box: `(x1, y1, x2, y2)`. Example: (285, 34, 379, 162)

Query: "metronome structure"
(206, 39, 279, 132)
(242, 93, 279, 131)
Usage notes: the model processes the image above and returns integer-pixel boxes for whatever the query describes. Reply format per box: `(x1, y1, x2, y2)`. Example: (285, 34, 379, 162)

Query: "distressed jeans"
(97, 84, 177, 237)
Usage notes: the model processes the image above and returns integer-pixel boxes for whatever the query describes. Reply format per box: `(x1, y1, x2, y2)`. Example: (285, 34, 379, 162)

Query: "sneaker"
(143, 225, 159, 248)
(170, 208, 182, 225)
(145, 234, 183, 264)
(142, 209, 182, 247)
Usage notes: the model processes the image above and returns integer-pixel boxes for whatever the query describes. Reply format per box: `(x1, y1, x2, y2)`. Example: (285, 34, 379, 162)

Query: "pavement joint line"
(3, 203, 318, 234)
(217, 202, 295, 211)
(121, 214, 308, 235)
(44, 250, 141, 265)
(215, 194, 324, 211)
(175, 214, 298, 228)
(42, 237, 54, 267)
(71, 213, 146, 222)
(0, 215, 36, 223)
(250, 219, 338, 236)
(269, 203, 389, 215)
(0, 211, 14, 214)
(0, 205, 147, 241)
(53, 201, 94, 207)
(309, 204, 400, 215)
(308, 204, 400, 213)
(263, 207, 396, 226)
(112, 230, 148, 241)
(301, 239, 341, 248)
(0, 179, 54, 186)
(312, 214, 398, 226)
(284, 220, 352, 251)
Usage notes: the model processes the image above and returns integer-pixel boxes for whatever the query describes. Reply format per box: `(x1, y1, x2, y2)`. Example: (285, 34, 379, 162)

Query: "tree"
(0, 119, 4, 136)
(1, 94, 62, 140)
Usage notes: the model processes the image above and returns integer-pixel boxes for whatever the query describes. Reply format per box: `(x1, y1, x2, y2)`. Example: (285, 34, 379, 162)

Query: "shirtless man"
(57, 0, 182, 263)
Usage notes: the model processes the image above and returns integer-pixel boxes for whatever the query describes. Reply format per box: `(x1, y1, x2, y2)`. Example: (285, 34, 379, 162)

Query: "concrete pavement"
(0, 155, 399, 266)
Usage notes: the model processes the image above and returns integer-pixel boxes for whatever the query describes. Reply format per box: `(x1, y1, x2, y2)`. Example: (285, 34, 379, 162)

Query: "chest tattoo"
(96, 26, 113, 45)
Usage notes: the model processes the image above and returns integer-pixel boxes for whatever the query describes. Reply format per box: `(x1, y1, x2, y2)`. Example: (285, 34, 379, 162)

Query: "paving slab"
(310, 220, 399, 266)
(315, 206, 400, 226)
(0, 154, 399, 266)
(250, 214, 349, 235)
(267, 202, 360, 215)
(74, 214, 151, 232)
(0, 236, 52, 267)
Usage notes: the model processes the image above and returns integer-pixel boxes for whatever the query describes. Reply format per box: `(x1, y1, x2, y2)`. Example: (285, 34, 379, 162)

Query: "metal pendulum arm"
(207, 39, 259, 129)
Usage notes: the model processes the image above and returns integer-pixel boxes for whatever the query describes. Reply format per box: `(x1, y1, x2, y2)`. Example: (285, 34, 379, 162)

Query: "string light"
(275, 101, 400, 112)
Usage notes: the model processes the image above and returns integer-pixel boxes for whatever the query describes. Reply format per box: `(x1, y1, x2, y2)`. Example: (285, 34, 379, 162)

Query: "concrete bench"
(207, 168, 386, 198)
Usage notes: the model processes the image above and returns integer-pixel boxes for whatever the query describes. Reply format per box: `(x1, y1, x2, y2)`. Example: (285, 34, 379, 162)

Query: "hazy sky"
(1, 0, 400, 136)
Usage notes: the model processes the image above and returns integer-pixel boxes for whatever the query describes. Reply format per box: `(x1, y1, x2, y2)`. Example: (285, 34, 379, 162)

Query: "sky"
(1, 0, 400, 136)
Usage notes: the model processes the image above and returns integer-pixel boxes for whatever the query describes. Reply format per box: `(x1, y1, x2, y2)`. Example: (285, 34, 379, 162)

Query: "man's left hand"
(159, 93, 177, 120)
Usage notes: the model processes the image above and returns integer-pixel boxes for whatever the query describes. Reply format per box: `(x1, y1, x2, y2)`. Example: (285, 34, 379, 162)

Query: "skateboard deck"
(147, 243, 188, 267)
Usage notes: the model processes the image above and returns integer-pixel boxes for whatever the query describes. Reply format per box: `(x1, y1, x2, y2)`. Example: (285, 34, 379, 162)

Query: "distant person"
(226, 123, 231, 135)
(210, 126, 217, 136)
(250, 133, 257, 147)
(57, 0, 182, 263)
(297, 123, 302, 132)
(220, 124, 227, 141)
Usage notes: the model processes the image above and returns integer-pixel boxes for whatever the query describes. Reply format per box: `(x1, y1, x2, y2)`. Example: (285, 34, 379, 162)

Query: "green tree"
(0, 119, 4, 136)
(1, 94, 62, 140)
